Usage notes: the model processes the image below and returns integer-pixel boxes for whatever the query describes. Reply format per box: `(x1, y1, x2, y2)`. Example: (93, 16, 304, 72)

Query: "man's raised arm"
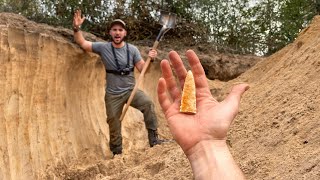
(73, 10, 92, 52)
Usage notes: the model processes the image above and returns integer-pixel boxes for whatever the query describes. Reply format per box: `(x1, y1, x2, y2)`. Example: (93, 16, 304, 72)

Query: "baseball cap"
(110, 19, 126, 29)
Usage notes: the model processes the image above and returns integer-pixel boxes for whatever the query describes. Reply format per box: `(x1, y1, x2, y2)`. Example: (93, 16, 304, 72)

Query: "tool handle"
(120, 40, 160, 121)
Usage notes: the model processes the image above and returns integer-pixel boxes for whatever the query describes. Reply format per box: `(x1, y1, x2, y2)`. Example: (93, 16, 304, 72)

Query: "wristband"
(73, 25, 80, 32)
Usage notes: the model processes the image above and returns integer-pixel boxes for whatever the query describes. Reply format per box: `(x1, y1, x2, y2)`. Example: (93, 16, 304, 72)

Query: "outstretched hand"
(157, 50, 249, 156)
(73, 9, 85, 28)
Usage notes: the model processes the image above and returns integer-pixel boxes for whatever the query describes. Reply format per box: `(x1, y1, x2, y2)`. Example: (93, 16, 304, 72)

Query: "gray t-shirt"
(92, 42, 142, 94)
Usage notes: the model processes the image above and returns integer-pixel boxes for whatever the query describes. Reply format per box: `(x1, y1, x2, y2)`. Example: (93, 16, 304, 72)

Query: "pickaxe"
(120, 11, 177, 121)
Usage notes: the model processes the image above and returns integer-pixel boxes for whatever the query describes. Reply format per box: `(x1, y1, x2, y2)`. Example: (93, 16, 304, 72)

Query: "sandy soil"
(0, 12, 319, 180)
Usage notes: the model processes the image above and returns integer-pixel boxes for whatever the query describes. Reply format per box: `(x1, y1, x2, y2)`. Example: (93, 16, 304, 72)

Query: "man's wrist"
(186, 140, 228, 160)
(186, 140, 245, 180)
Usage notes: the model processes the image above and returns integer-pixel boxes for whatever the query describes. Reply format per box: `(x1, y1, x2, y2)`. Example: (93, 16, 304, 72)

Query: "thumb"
(223, 83, 250, 110)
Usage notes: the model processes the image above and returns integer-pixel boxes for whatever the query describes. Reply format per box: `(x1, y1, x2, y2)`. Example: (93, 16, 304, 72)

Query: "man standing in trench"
(72, 10, 164, 156)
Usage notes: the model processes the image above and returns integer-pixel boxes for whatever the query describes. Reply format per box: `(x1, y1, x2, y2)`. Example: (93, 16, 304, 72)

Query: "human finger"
(186, 49, 210, 91)
(157, 77, 172, 113)
(79, 10, 86, 23)
(152, 50, 158, 56)
(73, 10, 77, 19)
(81, 16, 85, 23)
(222, 83, 249, 114)
(149, 49, 157, 53)
(168, 51, 187, 88)
(160, 60, 181, 101)
(75, 10, 79, 19)
(73, 13, 76, 23)
(148, 49, 157, 58)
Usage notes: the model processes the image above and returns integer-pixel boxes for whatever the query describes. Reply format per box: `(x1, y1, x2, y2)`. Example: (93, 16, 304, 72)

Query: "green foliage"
(280, 0, 316, 41)
(0, 0, 317, 55)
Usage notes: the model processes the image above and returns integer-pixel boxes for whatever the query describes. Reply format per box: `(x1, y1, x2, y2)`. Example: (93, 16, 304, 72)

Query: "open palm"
(73, 10, 85, 27)
(157, 50, 249, 155)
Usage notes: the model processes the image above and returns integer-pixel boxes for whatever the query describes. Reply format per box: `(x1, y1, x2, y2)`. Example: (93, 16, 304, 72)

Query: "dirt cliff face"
(0, 13, 109, 179)
(200, 53, 262, 81)
(1, 12, 319, 180)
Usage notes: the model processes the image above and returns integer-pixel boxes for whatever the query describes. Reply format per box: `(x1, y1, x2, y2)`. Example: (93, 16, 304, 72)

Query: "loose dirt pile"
(0, 12, 319, 180)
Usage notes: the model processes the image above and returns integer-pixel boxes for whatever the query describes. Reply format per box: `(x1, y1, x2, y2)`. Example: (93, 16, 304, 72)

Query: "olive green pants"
(105, 89, 158, 153)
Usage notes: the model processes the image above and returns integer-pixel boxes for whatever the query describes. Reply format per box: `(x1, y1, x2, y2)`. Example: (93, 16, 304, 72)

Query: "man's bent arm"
(134, 49, 157, 72)
(74, 30, 93, 52)
(135, 60, 145, 72)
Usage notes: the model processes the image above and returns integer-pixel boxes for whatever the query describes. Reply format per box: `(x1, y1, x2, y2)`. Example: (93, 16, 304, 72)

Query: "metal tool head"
(156, 11, 177, 41)
(159, 10, 177, 29)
